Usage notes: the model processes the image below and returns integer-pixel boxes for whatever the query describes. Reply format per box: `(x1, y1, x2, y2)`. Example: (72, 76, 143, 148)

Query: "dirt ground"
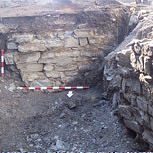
(0, 72, 147, 152)
(0, 0, 151, 152)
(0, 0, 121, 18)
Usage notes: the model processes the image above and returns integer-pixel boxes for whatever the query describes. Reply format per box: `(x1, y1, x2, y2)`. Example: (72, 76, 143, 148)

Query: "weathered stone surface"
(74, 29, 91, 38)
(116, 53, 131, 68)
(55, 65, 78, 72)
(44, 64, 54, 71)
(39, 57, 73, 65)
(4, 52, 17, 65)
(121, 78, 141, 95)
(21, 72, 46, 82)
(17, 63, 43, 72)
(45, 71, 60, 78)
(7, 42, 18, 50)
(80, 50, 98, 57)
(55, 49, 73, 57)
(41, 51, 55, 59)
(0, 24, 9, 33)
(31, 79, 51, 87)
(144, 56, 152, 75)
(11, 33, 34, 43)
(79, 38, 88, 46)
(143, 130, 153, 145)
(148, 105, 153, 117)
(64, 71, 78, 76)
(14, 52, 41, 64)
(45, 40, 64, 48)
(124, 119, 143, 134)
(150, 117, 153, 131)
(18, 42, 46, 52)
(137, 96, 148, 112)
(64, 37, 78, 48)
(118, 105, 133, 120)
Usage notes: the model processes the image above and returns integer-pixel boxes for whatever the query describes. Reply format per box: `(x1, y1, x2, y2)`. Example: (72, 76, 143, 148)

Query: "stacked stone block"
(3, 8, 129, 86)
(104, 39, 153, 148)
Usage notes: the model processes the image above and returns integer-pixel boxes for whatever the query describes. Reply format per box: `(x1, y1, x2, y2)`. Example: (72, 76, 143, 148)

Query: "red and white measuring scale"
(1, 49, 4, 78)
(17, 86, 89, 90)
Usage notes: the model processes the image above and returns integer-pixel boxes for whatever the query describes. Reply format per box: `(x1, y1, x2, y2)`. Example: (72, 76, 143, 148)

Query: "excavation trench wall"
(104, 13, 153, 148)
(1, 7, 129, 87)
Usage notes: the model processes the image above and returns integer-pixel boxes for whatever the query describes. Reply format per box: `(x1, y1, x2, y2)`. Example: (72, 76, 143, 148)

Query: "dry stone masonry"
(2, 5, 129, 87)
(104, 12, 153, 148)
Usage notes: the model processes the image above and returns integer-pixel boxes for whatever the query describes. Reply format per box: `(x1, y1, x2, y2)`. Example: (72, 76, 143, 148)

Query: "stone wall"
(2, 7, 129, 86)
(104, 12, 153, 148)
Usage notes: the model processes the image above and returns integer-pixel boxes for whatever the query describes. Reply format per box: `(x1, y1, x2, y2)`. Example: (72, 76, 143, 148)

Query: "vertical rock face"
(2, 4, 129, 86)
(104, 13, 153, 148)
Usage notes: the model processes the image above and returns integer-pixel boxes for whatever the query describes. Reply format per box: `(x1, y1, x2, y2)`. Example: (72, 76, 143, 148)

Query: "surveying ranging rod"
(17, 86, 89, 90)
(1, 49, 4, 78)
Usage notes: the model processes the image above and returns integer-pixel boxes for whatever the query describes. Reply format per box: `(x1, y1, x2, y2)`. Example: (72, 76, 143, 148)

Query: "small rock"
(30, 133, 39, 139)
(60, 113, 66, 119)
(72, 121, 78, 125)
(67, 101, 77, 109)
(49, 139, 67, 151)
(20, 148, 27, 152)
(8, 83, 16, 92)
(99, 100, 107, 105)
(29, 144, 34, 147)
(27, 136, 32, 142)
(35, 144, 43, 149)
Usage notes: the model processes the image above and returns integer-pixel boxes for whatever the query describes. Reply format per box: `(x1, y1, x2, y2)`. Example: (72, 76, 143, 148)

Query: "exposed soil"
(0, 0, 121, 17)
(0, 0, 151, 152)
(0, 73, 146, 152)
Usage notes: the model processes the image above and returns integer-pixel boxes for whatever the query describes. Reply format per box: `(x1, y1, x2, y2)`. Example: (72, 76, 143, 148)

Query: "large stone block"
(16, 63, 43, 72)
(55, 49, 74, 57)
(137, 96, 148, 112)
(64, 71, 78, 76)
(31, 79, 52, 87)
(118, 105, 133, 120)
(74, 29, 92, 38)
(39, 57, 73, 65)
(21, 72, 46, 82)
(143, 130, 153, 145)
(0, 24, 9, 33)
(116, 53, 131, 68)
(150, 117, 153, 131)
(44, 64, 54, 71)
(11, 33, 34, 43)
(7, 42, 18, 50)
(79, 38, 88, 46)
(41, 51, 55, 59)
(45, 40, 64, 48)
(64, 37, 78, 48)
(18, 42, 46, 52)
(80, 50, 98, 57)
(45, 71, 60, 78)
(148, 105, 153, 117)
(121, 78, 141, 95)
(4, 52, 17, 65)
(55, 64, 78, 72)
(14, 52, 41, 64)
(144, 56, 152, 75)
(124, 119, 143, 134)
